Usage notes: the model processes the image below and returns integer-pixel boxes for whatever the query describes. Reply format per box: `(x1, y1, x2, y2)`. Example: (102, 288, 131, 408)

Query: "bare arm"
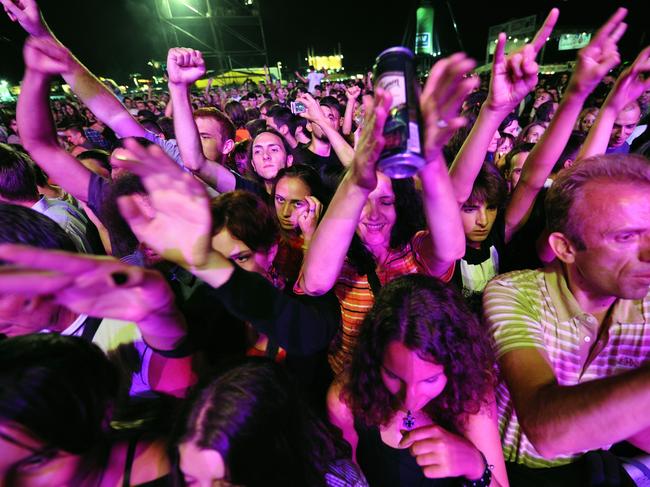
(299, 90, 390, 296)
(500, 348, 650, 458)
(342, 85, 360, 136)
(577, 46, 650, 160)
(167, 48, 236, 192)
(449, 9, 559, 204)
(506, 8, 627, 242)
(298, 93, 355, 167)
(417, 53, 479, 276)
(17, 37, 92, 203)
(294, 71, 307, 84)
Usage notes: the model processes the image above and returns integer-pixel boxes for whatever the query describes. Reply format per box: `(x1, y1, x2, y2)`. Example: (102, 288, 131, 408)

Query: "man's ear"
(222, 138, 235, 156)
(286, 154, 293, 168)
(305, 122, 313, 134)
(547, 231, 577, 264)
(563, 158, 574, 169)
(278, 124, 289, 136)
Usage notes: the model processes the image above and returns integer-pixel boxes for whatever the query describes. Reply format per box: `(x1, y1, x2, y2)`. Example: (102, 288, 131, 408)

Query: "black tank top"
(354, 420, 460, 487)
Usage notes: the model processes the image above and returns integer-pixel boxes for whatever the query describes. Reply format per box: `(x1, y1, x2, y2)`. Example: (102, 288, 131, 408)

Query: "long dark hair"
(347, 177, 424, 277)
(344, 274, 496, 433)
(179, 358, 350, 486)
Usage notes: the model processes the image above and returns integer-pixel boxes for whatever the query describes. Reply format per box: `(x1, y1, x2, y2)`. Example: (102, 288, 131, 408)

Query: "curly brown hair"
(343, 274, 496, 433)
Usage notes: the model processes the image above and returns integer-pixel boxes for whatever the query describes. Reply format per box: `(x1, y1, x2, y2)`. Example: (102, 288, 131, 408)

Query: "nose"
(402, 383, 420, 412)
(476, 207, 488, 227)
(281, 201, 292, 218)
(640, 234, 650, 262)
(366, 200, 380, 221)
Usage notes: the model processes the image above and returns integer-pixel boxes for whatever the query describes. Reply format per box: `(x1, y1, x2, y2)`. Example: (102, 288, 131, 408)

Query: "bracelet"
(460, 451, 493, 487)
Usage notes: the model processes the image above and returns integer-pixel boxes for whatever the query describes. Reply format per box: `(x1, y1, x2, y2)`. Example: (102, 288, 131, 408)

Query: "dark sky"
(1, 0, 648, 85)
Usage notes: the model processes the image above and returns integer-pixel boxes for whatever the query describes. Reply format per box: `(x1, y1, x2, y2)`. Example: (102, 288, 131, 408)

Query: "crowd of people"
(1, 0, 650, 485)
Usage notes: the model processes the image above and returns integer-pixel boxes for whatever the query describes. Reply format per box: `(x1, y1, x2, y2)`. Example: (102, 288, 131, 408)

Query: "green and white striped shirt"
(483, 260, 650, 468)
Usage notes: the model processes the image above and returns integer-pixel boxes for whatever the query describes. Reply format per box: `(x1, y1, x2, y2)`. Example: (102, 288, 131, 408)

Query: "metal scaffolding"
(154, 0, 268, 73)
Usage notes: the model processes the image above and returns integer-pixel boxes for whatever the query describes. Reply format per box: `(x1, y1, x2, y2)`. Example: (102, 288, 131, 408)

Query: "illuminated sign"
(558, 32, 592, 51)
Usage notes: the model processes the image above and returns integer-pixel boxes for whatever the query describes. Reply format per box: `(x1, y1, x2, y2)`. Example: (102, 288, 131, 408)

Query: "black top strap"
(122, 438, 138, 487)
(80, 316, 103, 342)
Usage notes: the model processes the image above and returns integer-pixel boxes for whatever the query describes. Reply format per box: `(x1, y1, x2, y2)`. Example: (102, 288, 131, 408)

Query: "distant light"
(524, 37, 530, 42)
(547, 37, 550, 41)
(508, 36, 512, 39)
(513, 38, 518, 42)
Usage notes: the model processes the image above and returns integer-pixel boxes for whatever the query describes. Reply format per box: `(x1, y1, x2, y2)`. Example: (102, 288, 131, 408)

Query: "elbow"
(520, 417, 564, 459)
(300, 275, 332, 297)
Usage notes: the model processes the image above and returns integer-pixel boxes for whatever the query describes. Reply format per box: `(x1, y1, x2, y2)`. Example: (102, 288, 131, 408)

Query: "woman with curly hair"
(327, 274, 508, 487)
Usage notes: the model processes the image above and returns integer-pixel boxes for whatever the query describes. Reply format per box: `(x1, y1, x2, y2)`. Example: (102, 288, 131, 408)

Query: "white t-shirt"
(307, 71, 325, 94)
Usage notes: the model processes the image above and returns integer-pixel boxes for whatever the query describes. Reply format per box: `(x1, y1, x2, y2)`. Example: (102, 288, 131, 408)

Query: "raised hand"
(0, 244, 175, 323)
(487, 8, 559, 111)
(22, 35, 74, 76)
(398, 425, 485, 480)
(0, 0, 48, 37)
(346, 85, 361, 101)
(604, 45, 650, 112)
(115, 139, 212, 269)
(567, 8, 627, 95)
(420, 53, 479, 158)
(349, 88, 392, 191)
(167, 47, 206, 86)
(297, 196, 323, 242)
(296, 92, 327, 124)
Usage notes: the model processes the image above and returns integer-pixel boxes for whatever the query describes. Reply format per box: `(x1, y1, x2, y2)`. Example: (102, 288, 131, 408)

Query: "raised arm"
(17, 36, 92, 203)
(2, 0, 146, 138)
(299, 90, 391, 296)
(342, 85, 361, 136)
(505, 8, 627, 242)
(167, 48, 237, 192)
(449, 9, 559, 204)
(294, 70, 308, 84)
(577, 46, 650, 160)
(417, 53, 480, 276)
(115, 140, 338, 355)
(298, 92, 355, 167)
(0, 244, 192, 395)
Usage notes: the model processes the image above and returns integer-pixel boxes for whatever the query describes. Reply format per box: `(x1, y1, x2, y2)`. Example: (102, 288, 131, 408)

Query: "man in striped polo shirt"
(484, 153, 650, 485)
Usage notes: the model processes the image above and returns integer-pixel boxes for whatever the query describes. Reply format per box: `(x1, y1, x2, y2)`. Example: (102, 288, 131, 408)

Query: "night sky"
(0, 0, 649, 85)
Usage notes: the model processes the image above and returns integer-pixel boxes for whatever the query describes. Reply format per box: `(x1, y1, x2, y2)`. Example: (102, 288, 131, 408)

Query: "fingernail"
(111, 272, 128, 286)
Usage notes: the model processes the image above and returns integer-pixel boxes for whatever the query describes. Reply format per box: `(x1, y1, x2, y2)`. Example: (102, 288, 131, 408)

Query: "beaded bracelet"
(461, 451, 493, 487)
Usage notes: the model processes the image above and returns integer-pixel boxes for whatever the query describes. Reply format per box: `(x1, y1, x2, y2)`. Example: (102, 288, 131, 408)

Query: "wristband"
(461, 450, 493, 487)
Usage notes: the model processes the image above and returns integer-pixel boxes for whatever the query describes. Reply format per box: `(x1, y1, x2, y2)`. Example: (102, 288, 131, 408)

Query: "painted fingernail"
(111, 272, 128, 285)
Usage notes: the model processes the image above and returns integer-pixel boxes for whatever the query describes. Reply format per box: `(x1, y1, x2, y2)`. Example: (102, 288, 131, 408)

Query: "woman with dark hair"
(0, 333, 174, 487)
(271, 164, 327, 283)
(178, 359, 368, 487)
(328, 274, 507, 487)
(224, 100, 250, 142)
(300, 55, 476, 374)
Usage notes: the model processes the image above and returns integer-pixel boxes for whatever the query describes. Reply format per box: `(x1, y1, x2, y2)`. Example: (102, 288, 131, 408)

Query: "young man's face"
(609, 104, 641, 148)
(195, 116, 226, 162)
(251, 131, 290, 181)
(461, 199, 498, 246)
(568, 181, 650, 300)
(507, 151, 529, 190)
(311, 105, 339, 140)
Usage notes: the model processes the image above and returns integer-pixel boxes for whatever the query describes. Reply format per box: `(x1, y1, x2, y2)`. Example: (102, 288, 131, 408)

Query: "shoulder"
(106, 439, 170, 487)
(327, 376, 354, 427)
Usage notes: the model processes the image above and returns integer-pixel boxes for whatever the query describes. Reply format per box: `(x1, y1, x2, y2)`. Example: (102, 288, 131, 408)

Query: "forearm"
(208, 265, 339, 355)
(319, 122, 354, 167)
(18, 70, 91, 201)
(164, 96, 173, 118)
(137, 307, 188, 351)
(505, 91, 588, 240)
(168, 83, 208, 171)
(342, 99, 355, 135)
(522, 365, 650, 458)
(58, 50, 144, 138)
(301, 174, 369, 295)
(577, 104, 618, 160)
(449, 105, 508, 203)
(419, 154, 466, 272)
